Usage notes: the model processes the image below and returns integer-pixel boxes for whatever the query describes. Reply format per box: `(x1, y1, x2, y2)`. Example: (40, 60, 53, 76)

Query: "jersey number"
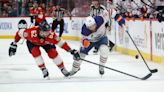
(31, 30, 37, 37)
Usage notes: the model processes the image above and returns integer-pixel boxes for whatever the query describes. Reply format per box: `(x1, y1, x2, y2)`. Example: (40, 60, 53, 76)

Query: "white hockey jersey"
(81, 14, 109, 42)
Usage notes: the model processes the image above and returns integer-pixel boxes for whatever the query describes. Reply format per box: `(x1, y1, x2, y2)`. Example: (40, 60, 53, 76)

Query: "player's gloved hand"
(70, 49, 80, 60)
(82, 39, 90, 48)
(9, 42, 17, 57)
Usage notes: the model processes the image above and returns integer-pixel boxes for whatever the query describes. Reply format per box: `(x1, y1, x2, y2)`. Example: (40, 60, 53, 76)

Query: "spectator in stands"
(46, 1, 54, 16)
(20, 2, 27, 16)
(2, 10, 8, 17)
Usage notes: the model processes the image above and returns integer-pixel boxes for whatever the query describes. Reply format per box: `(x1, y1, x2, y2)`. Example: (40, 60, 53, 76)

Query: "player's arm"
(114, 13, 127, 31)
(8, 29, 26, 57)
(8, 27, 35, 57)
(111, 8, 127, 31)
(52, 34, 80, 60)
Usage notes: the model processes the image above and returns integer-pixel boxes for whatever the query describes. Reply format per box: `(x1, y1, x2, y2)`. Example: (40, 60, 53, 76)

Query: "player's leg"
(43, 45, 70, 77)
(98, 36, 109, 75)
(26, 40, 49, 78)
(70, 43, 95, 76)
(69, 53, 86, 76)
(59, 19, 64, 37)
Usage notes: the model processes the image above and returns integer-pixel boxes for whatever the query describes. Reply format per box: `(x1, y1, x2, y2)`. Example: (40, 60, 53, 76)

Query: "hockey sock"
(35, 55, 46, 70)
(53, 55, 64, 69)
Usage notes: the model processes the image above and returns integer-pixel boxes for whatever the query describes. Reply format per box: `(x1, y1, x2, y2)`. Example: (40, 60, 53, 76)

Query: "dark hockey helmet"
(38, 21, 50, 32)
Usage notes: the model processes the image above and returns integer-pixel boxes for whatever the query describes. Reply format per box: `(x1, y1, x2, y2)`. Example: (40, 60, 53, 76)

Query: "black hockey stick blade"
(126, 31, 158, 74)
(141, 73, 152, 80)
(80, 58, 152, 80)
(150, 69, 158, 73)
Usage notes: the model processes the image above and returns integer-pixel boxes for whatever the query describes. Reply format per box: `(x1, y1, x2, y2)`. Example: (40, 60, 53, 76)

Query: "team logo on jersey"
(18, 19, 28, 30)
(24, 32, 28, 37)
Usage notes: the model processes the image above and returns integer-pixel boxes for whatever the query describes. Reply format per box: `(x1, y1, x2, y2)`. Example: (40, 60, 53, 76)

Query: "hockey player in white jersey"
(90, 0, 115, 53)
(70, 15, 110, 76)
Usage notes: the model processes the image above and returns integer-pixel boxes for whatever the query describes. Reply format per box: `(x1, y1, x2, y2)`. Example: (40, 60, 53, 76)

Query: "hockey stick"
(141, 0, 155, 9)
(141, 0, 164, 13)
(126, 31, 158, 73)
(80, 58, 152, 80)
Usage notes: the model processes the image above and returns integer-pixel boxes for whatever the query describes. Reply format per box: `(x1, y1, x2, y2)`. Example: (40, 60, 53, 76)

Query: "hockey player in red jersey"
(8, 21, 80, 79)
(29, 1, 46, 25)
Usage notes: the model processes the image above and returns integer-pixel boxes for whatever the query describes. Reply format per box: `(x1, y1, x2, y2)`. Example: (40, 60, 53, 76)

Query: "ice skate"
(99, 66, 104, 75)
(69, 68, 80, 76)
(41, 68, 49, 79)
(61, 68, 70, 77)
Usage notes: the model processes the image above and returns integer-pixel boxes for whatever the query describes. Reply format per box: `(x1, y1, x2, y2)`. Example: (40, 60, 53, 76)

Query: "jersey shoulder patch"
(81, 25, 92, 36)
(94, 16, 104, 29)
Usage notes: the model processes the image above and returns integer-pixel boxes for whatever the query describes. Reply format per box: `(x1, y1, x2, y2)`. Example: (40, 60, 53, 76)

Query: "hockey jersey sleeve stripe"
(18, 29, 25, 39)
(14, 31, 21, 42)
(57, 39, 71, 52)
(114, 14, 125, 27)
(116, 16, 123, 22)
(57, 39, 65, 47)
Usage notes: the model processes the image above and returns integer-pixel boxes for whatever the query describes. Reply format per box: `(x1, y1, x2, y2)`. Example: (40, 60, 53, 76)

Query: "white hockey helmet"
(84, 16, 96, 27)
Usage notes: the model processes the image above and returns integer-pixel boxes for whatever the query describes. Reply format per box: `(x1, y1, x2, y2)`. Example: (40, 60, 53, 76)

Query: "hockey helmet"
(84, 16, 96, 27)
(39, 21, 50, 32)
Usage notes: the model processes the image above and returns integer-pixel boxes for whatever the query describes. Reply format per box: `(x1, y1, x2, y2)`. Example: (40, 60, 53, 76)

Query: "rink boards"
(0, 17, 163, 63)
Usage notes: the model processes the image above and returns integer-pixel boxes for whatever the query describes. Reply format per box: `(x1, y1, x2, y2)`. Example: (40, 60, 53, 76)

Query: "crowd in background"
(0, 0, 163, 19)
(113, 0, 164, 19)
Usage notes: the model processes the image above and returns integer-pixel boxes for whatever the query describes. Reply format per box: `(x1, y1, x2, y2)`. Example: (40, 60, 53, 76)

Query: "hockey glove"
(70, 49, 80, 60)
(83, 39, 90, 48)
(9, 42, 17, 57)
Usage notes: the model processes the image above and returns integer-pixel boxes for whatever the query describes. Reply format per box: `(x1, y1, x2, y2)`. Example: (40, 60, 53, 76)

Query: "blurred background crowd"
(0, 0, 163, 19)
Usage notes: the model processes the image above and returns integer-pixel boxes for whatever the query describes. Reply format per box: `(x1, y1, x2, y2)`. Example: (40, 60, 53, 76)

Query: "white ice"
(0, 39, 164, 92)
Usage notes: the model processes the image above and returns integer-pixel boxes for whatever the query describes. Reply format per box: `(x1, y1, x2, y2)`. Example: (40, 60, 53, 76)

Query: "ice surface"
(0, 39, 164, 92)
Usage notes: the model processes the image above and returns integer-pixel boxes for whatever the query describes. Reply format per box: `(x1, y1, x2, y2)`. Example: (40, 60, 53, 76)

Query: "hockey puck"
(135, 55, 139, 59)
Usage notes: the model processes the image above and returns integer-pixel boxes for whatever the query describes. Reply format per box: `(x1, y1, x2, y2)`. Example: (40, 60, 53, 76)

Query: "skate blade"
(44, 76, 50, 80)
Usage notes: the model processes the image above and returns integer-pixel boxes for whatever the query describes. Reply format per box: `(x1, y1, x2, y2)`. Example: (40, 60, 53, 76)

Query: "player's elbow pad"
(114, 14, 125, 27)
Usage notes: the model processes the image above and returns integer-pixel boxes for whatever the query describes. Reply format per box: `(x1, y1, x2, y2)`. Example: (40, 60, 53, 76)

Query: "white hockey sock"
(72, 53, 86, 71)
(100, 56, 108, 65)
(34, 55, 46, 69)
(99, 45, 109, 65)
(53, 55, 64, 69)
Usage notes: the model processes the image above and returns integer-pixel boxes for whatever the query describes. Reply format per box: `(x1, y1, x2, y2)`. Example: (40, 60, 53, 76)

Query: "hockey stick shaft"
(126, 31, 157, 73)
(80, 58, 152, 80)
(141, 0, 155, 9)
